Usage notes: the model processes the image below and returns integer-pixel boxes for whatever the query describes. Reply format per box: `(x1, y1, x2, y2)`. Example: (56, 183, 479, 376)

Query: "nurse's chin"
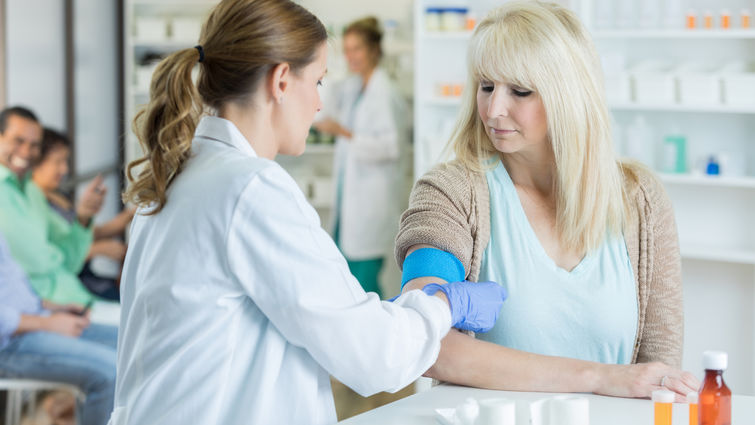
(279, 142, 307, 157)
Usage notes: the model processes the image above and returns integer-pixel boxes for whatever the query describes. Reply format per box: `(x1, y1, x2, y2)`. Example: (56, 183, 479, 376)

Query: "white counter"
(338, 383, 755, 424)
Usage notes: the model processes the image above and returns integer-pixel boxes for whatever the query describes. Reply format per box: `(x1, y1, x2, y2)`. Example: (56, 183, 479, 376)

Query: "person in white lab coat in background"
(314, 17, 407, 298)
(110, 1, 506, 424)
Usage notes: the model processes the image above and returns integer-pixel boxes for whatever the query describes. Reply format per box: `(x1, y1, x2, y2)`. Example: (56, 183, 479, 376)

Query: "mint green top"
(476, 161, 637, 364)
(0, 165, 93, 304)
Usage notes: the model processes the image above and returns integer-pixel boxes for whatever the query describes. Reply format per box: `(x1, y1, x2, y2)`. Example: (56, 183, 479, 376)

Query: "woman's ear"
(270, 62, 291, 104)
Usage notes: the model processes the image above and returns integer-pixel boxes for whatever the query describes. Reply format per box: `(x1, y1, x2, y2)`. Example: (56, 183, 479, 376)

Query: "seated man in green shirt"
(0, 106, 106, 305)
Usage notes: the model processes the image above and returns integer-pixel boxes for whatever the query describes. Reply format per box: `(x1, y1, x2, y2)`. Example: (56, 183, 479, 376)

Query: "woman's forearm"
(427, 329, 601, 393)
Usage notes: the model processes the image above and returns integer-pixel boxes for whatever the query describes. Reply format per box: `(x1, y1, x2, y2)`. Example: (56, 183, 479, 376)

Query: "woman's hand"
(76, 175, 106, 226)
(596, 362, 700, 402)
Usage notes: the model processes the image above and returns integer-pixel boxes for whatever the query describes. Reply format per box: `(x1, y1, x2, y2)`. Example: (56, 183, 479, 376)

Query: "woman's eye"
(479, 83, 494, 93)
(512, 88, 532, 97)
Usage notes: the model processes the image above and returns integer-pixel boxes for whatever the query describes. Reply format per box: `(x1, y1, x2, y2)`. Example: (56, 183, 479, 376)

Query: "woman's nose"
(486, 89, 510, 118)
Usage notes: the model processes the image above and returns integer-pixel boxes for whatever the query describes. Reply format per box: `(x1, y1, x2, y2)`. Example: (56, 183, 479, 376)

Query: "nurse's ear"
(269, 62, 290, 105)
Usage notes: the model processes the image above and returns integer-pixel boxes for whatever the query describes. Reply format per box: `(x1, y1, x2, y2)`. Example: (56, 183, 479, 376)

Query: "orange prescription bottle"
(743, 9, 752, 29)
(686, 10, 697, 29)
(721, 10, 731, 29)
(653, 390, 674, 425)
(687, 392, 699, 425)
(698, 351, 731, 425)
(704, 11, 713, 28)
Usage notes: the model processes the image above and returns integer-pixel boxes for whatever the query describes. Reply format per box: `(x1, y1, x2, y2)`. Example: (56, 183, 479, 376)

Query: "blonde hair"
(124, 0, 327, 214)
(450, 0, 625, 254)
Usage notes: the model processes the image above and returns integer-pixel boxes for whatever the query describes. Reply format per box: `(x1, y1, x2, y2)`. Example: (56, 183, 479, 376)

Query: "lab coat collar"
(194, 116, 258, 158)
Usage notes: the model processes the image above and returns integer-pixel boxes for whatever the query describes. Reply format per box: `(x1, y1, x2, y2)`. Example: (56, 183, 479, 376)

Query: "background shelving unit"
(123, 0, 217, 169)
(414, 0, 755, 394)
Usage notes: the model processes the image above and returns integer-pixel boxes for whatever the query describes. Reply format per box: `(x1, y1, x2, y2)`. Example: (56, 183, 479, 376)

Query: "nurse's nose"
(486, 88, 511, 118)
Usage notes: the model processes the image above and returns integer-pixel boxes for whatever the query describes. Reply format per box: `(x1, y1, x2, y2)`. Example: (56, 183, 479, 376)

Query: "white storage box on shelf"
(605, 72, 631, 103)
(135, 17, 168, 41)
(630, 61, 675, 104)
(721, 62, 755, 107)
(676, 63, 721, 106)
(602, 52, 631, 103)
(171, 17, 202, 42)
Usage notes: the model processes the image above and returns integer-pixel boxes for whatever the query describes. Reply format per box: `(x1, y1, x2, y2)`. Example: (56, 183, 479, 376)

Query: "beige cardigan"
(395, 160, 683, 367)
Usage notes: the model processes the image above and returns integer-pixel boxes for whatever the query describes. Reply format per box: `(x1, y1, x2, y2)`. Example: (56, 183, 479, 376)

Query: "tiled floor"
(331, 378, 415, 421)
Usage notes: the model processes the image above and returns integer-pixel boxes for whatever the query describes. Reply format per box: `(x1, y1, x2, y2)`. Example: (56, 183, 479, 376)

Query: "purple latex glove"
(422, 281, 507, 333)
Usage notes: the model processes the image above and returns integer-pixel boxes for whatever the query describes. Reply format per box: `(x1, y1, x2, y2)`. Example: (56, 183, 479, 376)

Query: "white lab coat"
(108, 117, 451, 425)
(328, 68, 409, 259)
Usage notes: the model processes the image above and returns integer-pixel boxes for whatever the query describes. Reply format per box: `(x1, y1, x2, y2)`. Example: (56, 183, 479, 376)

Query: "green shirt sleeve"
(33, 184, 94, 274)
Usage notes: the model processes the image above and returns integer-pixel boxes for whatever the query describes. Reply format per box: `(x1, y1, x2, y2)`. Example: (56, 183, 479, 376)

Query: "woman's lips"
(490, 127, 517, 135)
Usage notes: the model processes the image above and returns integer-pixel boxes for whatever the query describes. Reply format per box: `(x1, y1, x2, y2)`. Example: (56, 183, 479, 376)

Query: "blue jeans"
(0, 323, 117, 425)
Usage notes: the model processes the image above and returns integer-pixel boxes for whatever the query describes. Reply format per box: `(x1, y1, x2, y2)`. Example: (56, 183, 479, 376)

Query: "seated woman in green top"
(396, 1, 698, 400)
(0, 106, 105, 305)
(32, 128, 134, 300)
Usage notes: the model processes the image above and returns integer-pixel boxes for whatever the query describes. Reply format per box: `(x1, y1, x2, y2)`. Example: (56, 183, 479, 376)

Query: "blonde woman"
(111, 0, 506, 423)
(397, 1, 699, 401)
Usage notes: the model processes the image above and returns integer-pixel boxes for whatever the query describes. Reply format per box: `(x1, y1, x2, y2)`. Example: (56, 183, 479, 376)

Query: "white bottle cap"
(703, 350, 728, 370)
(652, 389, 676, 403)
(687, 392, 699, 404)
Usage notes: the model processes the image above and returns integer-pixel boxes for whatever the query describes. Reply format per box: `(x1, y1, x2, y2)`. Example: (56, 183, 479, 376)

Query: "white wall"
(5, 0, 67, 130)
(74, 0, 120, 176)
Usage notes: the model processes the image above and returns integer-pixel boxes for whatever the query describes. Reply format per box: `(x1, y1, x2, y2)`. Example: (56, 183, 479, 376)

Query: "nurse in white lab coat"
(314, 17, 406, 297)
(110, 1, 506, 425)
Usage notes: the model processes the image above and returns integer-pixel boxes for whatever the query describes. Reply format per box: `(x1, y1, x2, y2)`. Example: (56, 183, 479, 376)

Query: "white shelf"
(592, 29, 755, 39)
(421, 96, 462, 106)
(660, 173, 755, 189)
(609, 102, 755, 114)
(419, 31, 472, 41)
(681, 245, 755, 265)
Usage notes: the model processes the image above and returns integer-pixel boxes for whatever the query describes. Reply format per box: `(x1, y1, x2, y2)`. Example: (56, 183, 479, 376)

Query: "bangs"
(468, 14, 540, 91)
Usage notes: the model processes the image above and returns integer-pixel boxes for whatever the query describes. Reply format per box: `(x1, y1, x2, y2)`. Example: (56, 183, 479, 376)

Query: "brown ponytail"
(124, 0, 327, 214)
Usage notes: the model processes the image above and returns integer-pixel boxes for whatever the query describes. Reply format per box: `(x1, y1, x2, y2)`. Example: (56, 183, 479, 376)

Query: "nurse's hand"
(313, 118, 352, 139)
(422, 281, 507, 333)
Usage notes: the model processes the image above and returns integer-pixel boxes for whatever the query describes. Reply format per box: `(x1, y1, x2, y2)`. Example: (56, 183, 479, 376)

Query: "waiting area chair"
(0, 379, 80, 425)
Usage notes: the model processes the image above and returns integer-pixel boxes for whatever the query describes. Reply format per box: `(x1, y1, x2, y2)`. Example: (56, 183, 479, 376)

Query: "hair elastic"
(194, 45, 205, 63)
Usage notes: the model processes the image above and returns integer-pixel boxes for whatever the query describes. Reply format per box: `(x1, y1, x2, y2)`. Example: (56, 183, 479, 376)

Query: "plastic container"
(686, 10, 697, 29)
(720, 10, 731, 29)
(662, 134, 687, 173)
(440, 8, 468, 32)
(631, 62, 676, 104)
(171, 17, 202, 41)
(135, 17, 168, 41)
(698, 350, 731, 425)
(721, 62, 755, 106)
(687, 392, 698, 425)
(624, 115, 656, 168)
(676, 63, 721, 105)
(652, 390, 675, 425)
(425, 8, 442, 31)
